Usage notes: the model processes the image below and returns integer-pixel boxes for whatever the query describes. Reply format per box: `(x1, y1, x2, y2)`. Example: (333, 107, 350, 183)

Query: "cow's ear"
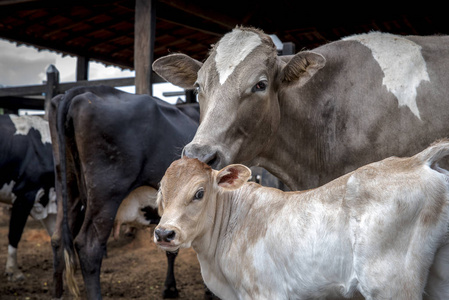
(280, 51, 326, 87)
(215, 164, 251, 191)
(152, 54, 203, 89)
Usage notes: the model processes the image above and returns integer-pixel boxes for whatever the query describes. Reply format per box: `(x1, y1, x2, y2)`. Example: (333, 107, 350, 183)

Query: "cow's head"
(154, 157, 251, 252)
(153, 27, 325, 168)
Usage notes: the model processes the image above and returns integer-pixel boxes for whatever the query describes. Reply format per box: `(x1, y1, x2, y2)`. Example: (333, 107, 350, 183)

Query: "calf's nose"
(154, 228, 176, 243)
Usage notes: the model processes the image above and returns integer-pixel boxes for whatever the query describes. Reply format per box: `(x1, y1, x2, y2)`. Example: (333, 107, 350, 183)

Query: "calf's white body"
(155, 141, 449, 299)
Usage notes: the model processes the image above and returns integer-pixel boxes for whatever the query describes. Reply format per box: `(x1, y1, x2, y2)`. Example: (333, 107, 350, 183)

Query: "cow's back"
(64, 85, 198, 189)
(0, 115, 53, 205)
(279, 33, 449, 188)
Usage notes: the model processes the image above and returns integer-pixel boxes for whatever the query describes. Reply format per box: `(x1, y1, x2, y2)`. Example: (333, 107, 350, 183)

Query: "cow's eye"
(194, 83, 201, 95)
(194, 188, 204, 200)
(252, 80, 268, 92)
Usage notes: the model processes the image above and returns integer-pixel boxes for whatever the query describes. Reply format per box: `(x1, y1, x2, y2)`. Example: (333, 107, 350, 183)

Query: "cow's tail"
(56, 93, 80, 298)
(416, 139, 449, 171)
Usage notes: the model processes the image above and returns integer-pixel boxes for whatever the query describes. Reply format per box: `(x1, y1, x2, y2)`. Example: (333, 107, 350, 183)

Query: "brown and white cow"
(153, 27, 449, 191)
(155, 140, 449, 300)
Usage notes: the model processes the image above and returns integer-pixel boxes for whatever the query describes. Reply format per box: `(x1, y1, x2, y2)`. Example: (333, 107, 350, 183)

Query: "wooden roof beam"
(158, 0, 238, 29)
(156, 2, 226, 37)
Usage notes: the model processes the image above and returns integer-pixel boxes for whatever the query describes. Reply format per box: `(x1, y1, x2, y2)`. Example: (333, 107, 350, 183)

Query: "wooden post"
(44, 64, 59, 120)
(185, 90, 196, 103)
(134, 0, 156, 95)
(76, 56, 89, 81)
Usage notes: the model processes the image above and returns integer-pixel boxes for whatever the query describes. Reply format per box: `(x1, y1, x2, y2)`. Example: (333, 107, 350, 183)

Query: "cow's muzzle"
(183, 143, 225, 169)
(154, 227, 176, 243)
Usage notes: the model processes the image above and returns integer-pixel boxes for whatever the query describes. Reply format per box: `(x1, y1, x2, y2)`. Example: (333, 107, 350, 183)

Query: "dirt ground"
(0, 205, 207, 299)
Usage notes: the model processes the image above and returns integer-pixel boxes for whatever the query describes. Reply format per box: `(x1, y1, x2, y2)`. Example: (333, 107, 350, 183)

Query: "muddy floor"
(0, 205, 206, 299)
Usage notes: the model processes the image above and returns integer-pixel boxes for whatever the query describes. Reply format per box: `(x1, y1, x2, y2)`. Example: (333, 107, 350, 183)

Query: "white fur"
(113, 186, 158, 239)
(344, 32, 429, 120)
(215, 29, 262, 85)
(0, 181, 16, 204)
(29, 187, 57, 221)
(157, 141, 449, 299)
(5, 245, 24, 281)
(9, 114, 51, 144)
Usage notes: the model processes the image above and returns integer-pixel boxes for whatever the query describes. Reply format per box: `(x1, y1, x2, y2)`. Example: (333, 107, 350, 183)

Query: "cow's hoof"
(162, 286, 179, 298)
(5, 270, 25, 282)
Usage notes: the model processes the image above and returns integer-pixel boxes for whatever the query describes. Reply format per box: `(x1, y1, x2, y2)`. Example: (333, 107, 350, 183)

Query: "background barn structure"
(0, 1, 447, 112)
(0, 1, 448, 299)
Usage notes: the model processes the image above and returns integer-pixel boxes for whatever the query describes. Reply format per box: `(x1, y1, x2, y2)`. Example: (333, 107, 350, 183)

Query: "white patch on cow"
(6, 244, 18, 270)
(114, 186, 158, 239)
(344, 32, 430, 119)
(29, 188, 52, 220)
(6, 244, 25, 281)
(215, 29, 262, 85)
(0, 181, 16, 204)
(9, 115, 51, 144)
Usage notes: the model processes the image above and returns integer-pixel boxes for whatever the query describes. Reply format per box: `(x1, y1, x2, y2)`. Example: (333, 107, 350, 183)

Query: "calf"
(155, 140, 449, 299)
(0, 115, 56, 281)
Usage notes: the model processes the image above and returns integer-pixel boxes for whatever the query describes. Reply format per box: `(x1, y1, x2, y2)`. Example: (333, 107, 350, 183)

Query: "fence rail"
(0, 64, 165, 113)
(0, 77, 137, 98)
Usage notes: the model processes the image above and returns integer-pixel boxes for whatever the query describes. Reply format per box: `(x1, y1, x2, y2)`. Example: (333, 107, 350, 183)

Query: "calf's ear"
(152, 54, 203, 89)
(280, 51, 326, 87)
(216, 164, 252, 191)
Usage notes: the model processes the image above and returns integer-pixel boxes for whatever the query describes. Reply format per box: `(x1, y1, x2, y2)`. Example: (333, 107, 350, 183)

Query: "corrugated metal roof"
(0, 1, 446, 70)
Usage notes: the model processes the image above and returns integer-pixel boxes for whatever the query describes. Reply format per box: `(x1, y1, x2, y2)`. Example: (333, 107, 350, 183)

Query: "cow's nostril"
(154, 229, 162, 242)
(184, 144, 222, 168)
(155, 228, 176, 243)
(166, 230, 176, 242)
(206, 152, 218, 167)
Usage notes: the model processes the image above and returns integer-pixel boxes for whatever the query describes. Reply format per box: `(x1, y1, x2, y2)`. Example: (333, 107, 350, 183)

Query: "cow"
(48, 85, 199, 299)
(152, 27, 449, 192)
(0, 114, 56, 282)
(155, 140, 449, 300)
(113, 186, 159, 239)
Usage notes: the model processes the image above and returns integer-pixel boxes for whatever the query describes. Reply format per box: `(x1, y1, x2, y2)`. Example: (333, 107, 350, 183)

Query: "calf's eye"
(194, 188, 204, 200)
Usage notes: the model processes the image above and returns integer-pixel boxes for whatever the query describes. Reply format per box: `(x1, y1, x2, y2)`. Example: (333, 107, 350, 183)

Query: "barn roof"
(0, 1, 446, 70)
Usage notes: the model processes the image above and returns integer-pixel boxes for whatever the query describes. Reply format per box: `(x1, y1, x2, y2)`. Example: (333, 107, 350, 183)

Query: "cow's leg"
(424, 240, 449, 300)
(51, 196, 83, 299)
(5, 245, 23, 281)
(6, 196, 33, 281)
(163, 250, 179, 298)
(74, 202, 120, 300)
(75, 223, 109, 300)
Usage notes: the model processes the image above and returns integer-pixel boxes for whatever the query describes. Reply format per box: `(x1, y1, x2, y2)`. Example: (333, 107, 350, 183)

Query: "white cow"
(155, 140, 449, 300)
(113, 186, 159, 239)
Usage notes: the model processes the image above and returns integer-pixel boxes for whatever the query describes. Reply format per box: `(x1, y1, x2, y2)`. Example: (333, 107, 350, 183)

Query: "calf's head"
(153, 27, 325, 168)
(154, 158, 251, 252)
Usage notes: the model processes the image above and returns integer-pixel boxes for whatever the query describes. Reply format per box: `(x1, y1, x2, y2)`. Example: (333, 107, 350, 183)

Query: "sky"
(0, 38, 185, 112)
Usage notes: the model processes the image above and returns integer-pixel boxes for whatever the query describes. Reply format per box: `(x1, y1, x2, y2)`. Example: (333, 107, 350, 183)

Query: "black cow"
(48, 86, 199, 299)
(0, 114, 56, 281)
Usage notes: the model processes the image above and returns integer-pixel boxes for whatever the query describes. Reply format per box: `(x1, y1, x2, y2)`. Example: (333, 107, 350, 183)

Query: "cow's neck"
(193, 189, 241, 256)
(254, 92, 333, 191)
(192, 185, 260, 290)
